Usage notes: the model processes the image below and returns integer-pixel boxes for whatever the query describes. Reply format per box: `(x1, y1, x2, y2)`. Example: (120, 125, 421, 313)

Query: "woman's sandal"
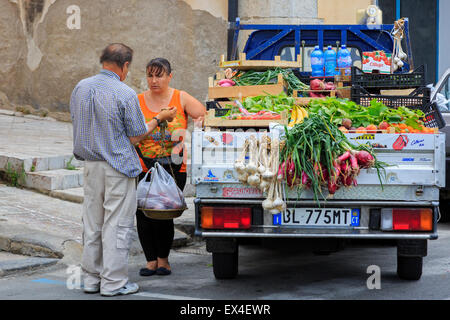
(156, 267, 171, 276)
(139, 268, 157, 276)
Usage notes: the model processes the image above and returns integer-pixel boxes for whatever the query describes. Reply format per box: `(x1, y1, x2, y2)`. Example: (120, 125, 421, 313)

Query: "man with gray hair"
(70, 43, 176, 297)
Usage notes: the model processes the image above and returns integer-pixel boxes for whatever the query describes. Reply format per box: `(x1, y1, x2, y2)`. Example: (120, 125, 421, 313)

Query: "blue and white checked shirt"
(70, 69, 148, 178)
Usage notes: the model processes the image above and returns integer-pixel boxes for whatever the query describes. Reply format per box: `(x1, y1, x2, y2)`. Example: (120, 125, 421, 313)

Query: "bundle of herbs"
(279, 114, 387, 203)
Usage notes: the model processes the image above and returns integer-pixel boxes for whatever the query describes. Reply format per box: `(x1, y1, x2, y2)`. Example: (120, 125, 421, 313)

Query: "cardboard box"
(362, 51, 392, 74)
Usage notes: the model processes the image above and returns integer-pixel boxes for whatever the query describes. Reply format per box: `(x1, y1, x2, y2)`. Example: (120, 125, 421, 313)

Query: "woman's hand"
(158, 106, 177, 122)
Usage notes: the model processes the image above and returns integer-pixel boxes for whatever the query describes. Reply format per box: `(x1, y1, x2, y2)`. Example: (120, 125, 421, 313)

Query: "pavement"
(0, 109, 197, 275)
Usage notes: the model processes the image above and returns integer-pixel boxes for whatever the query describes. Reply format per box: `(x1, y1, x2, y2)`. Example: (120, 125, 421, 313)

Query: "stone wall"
(0, 0, 228, 113)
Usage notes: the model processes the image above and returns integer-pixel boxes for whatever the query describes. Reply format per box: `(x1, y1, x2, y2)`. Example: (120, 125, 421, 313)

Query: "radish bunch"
(279, 114, 386, 203)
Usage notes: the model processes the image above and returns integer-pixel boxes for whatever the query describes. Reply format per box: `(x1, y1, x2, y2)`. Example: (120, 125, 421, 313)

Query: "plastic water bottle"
(310, 46, 324, 77)
(324, 46, 337, 76)
(337, 44, 352, 76)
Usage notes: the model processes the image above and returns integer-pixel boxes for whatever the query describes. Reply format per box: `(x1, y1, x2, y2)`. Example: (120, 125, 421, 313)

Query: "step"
(49, 187, 84, 203)
(24, 168, 83, 192)
(0, 154, 83, 173)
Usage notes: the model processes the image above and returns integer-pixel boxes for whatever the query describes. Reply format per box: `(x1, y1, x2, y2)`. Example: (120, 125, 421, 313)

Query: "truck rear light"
(201, 207, 251, 229)
(381, 208, 432, 231)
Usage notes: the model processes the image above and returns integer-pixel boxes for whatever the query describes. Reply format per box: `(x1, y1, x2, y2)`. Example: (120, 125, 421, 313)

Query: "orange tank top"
(137, 89, 188, 173)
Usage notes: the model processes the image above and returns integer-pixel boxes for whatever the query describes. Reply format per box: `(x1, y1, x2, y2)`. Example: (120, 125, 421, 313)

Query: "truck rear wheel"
(212, 249, 238, 279)
(397, 256, 423, 280)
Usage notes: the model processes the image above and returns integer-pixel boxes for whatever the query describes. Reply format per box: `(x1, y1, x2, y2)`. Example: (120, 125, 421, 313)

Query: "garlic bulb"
(259, 179, 270, 192)
(234, 139, 249, 174)
(247, 172, 261, 187)
(262, 182, 275, 210)
(245, 136, 258, 174)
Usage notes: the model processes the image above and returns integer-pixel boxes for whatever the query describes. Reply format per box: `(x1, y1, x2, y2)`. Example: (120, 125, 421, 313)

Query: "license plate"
(274, 208, 360, 227)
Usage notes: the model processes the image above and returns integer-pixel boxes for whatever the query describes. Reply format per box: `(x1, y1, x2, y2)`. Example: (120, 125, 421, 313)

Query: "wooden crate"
(293, 87, 352, 100)
(208, 73, 286, 99)
(204, 109, 289, 128)
(219, 52, 302, 70)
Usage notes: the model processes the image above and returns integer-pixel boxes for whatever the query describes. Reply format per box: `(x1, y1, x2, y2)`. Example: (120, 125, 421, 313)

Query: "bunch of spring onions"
(279, 114, 387, 203)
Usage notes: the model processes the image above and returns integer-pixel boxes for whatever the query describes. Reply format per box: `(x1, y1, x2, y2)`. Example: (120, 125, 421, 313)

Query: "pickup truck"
(192, 20, 446, 281)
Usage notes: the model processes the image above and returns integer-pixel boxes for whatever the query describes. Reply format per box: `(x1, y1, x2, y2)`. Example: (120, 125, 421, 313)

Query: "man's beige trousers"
(81, 161, 137, 292)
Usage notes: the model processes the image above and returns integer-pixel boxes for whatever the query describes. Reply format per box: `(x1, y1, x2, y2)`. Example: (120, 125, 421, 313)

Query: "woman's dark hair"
(100, 43, 133, 69)
(146, 58, 172, 76)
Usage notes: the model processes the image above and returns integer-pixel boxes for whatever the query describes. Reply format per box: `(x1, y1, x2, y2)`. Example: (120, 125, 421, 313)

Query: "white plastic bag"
(137, 163, 186, 210)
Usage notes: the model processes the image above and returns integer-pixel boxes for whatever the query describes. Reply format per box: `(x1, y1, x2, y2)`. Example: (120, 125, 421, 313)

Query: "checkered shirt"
(70, 69, 148, 178)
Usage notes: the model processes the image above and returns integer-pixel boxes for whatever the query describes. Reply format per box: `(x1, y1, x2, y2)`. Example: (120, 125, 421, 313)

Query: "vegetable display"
(279, 114, 387, 203)
(221, 93, 295, 120)
(232, 68, 309, 95)
(308, 97, 431, 133)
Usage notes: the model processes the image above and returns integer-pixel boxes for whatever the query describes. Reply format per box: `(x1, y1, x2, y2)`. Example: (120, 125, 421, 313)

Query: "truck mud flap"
(206, 237, 237, 253)
(397, 239, 427, 257)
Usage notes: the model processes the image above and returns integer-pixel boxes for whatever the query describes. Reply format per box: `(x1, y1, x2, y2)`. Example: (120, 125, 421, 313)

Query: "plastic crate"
(206, 101, 232, 117)
(351, 86, 445, 129)
(351, 65, 426, 89)
(421, 102, 446, 129)
(352, 85, 430, 109)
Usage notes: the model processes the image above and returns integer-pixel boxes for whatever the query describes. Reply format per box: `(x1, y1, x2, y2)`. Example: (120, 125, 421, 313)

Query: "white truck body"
(191, 126, 445, 279)
(192, 128, 444, 236)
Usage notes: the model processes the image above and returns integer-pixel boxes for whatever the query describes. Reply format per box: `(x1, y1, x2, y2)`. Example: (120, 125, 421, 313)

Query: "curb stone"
(0, 257, 59, 277)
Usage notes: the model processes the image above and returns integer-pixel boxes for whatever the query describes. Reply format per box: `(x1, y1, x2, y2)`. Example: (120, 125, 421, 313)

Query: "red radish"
(355, 150, 375, 168)
(288, 158, 295, 176)
(218, 79, 235, 86)
(327, 180, 339, 195)
(349, 154, 360, 176)
(340, 161, 350, 174)
(310, 79, 325, 90)
(338, 151, 351, 163)
(321, 166, 329, 183)
(301, 171, 311, 187)
(278, 162, 286, 180)
(343, 175, 354, 187)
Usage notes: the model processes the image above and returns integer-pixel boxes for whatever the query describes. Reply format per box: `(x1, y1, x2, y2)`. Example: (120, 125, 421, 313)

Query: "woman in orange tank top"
(136, 58, 205, 277)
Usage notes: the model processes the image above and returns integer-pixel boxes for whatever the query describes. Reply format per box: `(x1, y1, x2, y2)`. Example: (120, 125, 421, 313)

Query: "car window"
(279, 46, 361, 71)
(435, 74, 450, 112)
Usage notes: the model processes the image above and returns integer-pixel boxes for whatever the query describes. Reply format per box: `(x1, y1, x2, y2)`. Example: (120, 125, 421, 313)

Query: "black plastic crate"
(351, 86, 445, 128)
(352, 85, 430, 109)
(421, 102, 446, 129)
(351, 65, 426, 89)
(206, 100, 232, 117)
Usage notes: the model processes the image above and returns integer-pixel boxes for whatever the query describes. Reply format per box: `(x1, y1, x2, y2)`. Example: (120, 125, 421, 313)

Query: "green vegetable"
(308, 97, 426, 128)
(232, 68, 308, 95)
(281, 114, 387, 205)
